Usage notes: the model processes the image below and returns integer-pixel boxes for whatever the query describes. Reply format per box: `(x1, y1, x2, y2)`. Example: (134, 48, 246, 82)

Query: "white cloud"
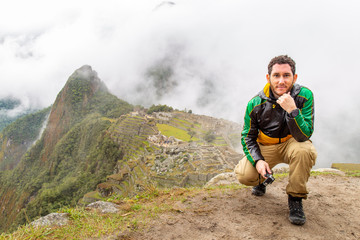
(0, 0, 359, 167)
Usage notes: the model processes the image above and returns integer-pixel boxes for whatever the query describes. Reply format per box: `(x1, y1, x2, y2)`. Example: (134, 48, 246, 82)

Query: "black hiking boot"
(252, 183, 266, 196)
(288, 195, 306, 225)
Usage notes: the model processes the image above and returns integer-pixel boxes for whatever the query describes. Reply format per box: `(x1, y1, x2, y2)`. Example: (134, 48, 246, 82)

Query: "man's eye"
(273, 74, 280, 77)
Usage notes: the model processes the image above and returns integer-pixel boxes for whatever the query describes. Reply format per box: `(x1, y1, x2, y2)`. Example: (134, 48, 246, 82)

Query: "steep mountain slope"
(0, 65, 243, 234)
(0, 65, 133, 233)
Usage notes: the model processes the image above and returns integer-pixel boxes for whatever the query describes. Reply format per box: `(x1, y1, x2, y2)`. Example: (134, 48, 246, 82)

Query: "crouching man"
(235, 55, 317, 225)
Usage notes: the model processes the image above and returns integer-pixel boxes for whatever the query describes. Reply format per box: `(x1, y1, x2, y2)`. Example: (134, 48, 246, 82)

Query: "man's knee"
(234, 157, 259, 186)
(288, 140, 317, 165)
(236, 174, 259, 186)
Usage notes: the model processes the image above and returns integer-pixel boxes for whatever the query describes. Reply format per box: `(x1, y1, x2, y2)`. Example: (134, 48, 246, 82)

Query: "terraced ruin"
(83, 111, 243, 203)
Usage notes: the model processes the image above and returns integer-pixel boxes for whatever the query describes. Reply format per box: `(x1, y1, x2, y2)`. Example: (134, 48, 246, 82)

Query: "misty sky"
(1, 0, 359, 167)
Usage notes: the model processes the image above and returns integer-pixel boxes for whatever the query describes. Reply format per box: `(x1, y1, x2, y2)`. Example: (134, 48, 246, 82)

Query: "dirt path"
(124, 174, 360, 240)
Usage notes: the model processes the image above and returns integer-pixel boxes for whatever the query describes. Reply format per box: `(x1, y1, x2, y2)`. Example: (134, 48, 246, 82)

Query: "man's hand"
(276, 92, 297, 113)
(256, 160, 272, 178)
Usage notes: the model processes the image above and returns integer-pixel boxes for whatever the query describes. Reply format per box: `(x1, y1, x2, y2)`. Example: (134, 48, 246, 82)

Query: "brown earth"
(121, 174, 360, 240)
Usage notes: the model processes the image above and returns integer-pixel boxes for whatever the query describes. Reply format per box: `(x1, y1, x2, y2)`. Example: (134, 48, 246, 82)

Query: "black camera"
(263, 172, 275, 186)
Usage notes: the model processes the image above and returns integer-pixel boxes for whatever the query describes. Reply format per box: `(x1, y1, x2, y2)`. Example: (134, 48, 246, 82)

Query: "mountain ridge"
(0, 65, 133, 232)
(41, 65, 110, 162)
(0, 65, 242, 233)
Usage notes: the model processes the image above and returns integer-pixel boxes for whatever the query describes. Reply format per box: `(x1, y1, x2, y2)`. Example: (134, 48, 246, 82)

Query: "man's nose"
(279, 77, 285, 84)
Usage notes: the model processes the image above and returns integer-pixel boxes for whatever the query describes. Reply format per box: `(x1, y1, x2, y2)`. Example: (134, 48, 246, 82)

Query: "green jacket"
(241, 83, 315, 167)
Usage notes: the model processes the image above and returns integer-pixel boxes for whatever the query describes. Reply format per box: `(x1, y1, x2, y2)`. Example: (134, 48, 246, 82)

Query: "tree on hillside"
(147, 104, 174, 114)
(204, 131, 216, 143)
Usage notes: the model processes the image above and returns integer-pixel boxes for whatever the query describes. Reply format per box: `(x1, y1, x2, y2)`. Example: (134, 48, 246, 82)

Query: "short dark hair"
(268, 55, 296, 75)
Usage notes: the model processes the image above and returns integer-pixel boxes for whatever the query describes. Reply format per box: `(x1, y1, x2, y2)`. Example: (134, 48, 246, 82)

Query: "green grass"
(344, 170, 360, 177)
(171, 118, 192, 128)
(0, 184, 242, 239)
(130, 203, 143, 211)
(331, 163, 360, 171)
(0, 209, 128, 239)
(157, 124, 199, 142)
(2, 171, 357, 239)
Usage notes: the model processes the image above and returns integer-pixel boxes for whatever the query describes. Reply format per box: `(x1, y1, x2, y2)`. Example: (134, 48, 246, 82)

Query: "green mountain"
(0, 65, 242, 234)
(0, 65, 133, 232)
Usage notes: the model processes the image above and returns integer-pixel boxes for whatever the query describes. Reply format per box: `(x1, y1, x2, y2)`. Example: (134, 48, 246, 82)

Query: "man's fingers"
(266, 165, 272, 174)
(262, 162, 271, 177)
(256, 160, 272, 178)
(261, 169, 267, 178)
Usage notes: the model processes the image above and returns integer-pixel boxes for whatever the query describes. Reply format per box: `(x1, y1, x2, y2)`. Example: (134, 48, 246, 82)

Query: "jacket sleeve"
(286, 89, 315, 142)
(241, 100, 264, 167)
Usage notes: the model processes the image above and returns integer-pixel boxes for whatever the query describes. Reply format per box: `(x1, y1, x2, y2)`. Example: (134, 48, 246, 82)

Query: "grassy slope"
(0, 78, 133, 233)
(1, 170, 358, 239)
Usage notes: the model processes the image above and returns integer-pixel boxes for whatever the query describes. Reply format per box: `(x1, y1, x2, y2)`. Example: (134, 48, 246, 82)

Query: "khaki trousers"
(234, 138, 317, 198)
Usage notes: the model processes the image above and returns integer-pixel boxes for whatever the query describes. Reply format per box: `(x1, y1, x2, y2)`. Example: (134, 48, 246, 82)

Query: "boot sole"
(289, 216, 306, 225)
(251, 190, 265, 196)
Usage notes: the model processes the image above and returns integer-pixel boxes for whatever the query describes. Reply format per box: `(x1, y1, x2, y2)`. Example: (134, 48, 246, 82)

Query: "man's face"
(266, 64, 297, 98)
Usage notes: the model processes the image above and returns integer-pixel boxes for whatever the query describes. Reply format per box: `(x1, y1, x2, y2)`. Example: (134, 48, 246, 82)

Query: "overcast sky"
(1, 0, 359, 167)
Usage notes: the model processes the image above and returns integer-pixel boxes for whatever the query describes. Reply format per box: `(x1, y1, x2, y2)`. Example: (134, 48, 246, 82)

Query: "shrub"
(147, 104, 173, 114)
(204, 131, 216, 143)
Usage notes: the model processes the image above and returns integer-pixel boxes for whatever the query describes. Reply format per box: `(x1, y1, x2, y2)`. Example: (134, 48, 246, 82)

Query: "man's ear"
(266, 74, 270, 83)
(293, 74, 298, 83)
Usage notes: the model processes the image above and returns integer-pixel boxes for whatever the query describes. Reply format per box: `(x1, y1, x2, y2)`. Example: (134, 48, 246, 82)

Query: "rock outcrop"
(30, 213, 69, 228)
(86, 201, 120, 214)
(204, 172, 238, 187)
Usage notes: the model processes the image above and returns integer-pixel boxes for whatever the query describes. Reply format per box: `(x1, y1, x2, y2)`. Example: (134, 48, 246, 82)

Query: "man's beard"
(270, 81, 295, 98)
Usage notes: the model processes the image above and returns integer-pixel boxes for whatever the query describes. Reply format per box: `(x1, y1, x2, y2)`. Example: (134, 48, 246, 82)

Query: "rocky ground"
(121, 173, 360, 240)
